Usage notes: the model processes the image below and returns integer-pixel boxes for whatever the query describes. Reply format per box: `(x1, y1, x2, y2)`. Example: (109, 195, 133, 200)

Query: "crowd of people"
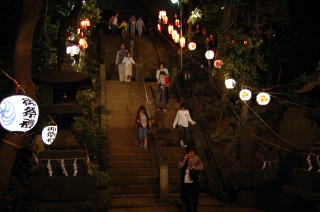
(108, 13, 145, 39)
(112, 24, 202, 212)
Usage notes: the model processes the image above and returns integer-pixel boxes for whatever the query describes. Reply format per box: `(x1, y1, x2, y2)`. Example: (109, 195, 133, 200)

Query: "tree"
(0, 0, 42, 198)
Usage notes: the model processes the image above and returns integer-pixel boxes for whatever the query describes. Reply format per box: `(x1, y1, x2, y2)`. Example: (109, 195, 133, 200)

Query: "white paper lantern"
(42, 125, 58, 145)
(225, 78, 236, 89)
(66, 45, 80, 56)
(205, 50, 214, 60)
(171, 0, 179, 3)
(256, 92, 271, 105)
(188, 42, 197, 50)
(0, 95, 39, 132)
(239, 89, 252, 101)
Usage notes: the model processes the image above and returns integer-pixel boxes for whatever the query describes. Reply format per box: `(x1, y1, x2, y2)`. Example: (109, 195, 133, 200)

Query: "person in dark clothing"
(178, 147, 204, 212)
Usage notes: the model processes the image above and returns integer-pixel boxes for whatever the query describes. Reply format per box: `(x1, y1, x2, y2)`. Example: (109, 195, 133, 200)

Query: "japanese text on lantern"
(20, 97, 37, 129)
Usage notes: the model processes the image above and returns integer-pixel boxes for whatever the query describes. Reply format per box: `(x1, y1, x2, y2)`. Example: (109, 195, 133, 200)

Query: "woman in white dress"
(122, 52, 135, 82)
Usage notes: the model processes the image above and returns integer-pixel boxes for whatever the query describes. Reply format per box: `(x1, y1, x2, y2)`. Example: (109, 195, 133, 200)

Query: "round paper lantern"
(171, 0, 178, 3)
(172, 30, 178, 40)
(225, 78, 236, 89)
(175, 19, 180, 27)
(159, 11, 166, 19)
(42, 125, 58, 145)
(0, 95, 39, 132)
(79, 38, 88, 49)
(66, 45, 80, 56)
(205, 50, 214, 60)
(180, 36, 186, 48)
(214, 60, 223, 68)
(174, 33, 180, 43)
(163, 16, 168, 24)
(239, 89, 252, 101)
(168, 25, 173, 34)
(256, 92, 271, 105)
(188, 42, 196, 50)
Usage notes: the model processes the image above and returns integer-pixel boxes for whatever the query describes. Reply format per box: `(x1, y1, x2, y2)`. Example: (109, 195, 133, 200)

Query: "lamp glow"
(256, 92, 271, 105)
(66, 45, 80, 56)
(214, 60, 223, 68)
(205, 50, 214, 60)
(174, 33, 180, 43)
(168, 25, 173, 34)
(79, 38, 88, 49)
(163, 16, 168, 24)
(175, 19, 180, 27)
(188, 42, 196, 50)
(0, 95, 39, 132)
(42, 125, 58, 145)
(159, 11, 166, 19)
(239, 89, 252, 101)
(171, 0, 179, 3)
(225, 78, 236, 89)
(157, 24, 162, 32)
(180, 36, 186, 48)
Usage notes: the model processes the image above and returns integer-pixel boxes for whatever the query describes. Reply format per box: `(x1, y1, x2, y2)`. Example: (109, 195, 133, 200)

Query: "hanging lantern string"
(158, 31, 303, 151)
(1, 69, 19, 85)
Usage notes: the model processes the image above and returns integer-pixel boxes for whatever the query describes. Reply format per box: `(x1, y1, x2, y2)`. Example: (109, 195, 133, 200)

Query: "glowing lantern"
(172, 30, 178, 40)
(168, 25, 173, 35)
(77, 28, 81, 34)
(180, 36, 186, 48)
(209, 34, 214, 41)
(42, 125, 58, 145)
(79, 38, 88, 49)
(159, 11, 166, 19)
(225, 78, 236, 89)
(174, 33, 180, 43)
(0, 95, 39, 132)
(188, 42, 196, 50)
(214, 60, 223, 68)
(256, 92, 271, 105)
(84, 18, 90, 27)
(239, 89, 252, 101)
(175, 19, 180, 27)
(171, 0, 178, 3)
(243, 40, 248, 45)
(205, 50, 214, 60)
(66, 45, 80, 56)
(157, 24, 162, 32)
(163, 16, 168, 24)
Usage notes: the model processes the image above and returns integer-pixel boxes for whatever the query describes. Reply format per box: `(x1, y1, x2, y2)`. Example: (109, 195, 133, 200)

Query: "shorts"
(139, 127, 148, 140)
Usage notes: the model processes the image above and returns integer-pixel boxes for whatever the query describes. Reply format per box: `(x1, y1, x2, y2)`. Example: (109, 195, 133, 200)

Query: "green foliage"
(91, 163, 111, 187)
(188, 8, 202, 25)
(80, 0, 102, 24)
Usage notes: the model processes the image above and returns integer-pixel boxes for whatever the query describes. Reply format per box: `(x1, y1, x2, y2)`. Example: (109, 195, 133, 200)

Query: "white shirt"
(173, 109, 196, 128)
(156, 68, 169, 80)
(122, 57, 135, 65)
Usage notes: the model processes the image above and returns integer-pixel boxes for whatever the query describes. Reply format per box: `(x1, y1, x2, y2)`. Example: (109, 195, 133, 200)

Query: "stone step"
(111, 184, 158, 194)
(106, 153, 184, 161)
(108, 167, 180, 176)
(110, 176, 180, 185)
(106, 146, 185, 154)
(107, 160, 177, 168)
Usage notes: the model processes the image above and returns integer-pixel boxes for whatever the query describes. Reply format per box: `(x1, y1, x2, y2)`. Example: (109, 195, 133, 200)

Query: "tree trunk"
(0, 0, 42, 198)
(56, 0, 83, 72)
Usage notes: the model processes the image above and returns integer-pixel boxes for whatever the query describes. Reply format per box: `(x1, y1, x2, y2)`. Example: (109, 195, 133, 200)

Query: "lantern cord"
(253, 135, 299, 155)
(158, 31, 304, 152)
(1, 69, 19, 85)
(247, 103, 301, 150)
(1, 138, 22, 149)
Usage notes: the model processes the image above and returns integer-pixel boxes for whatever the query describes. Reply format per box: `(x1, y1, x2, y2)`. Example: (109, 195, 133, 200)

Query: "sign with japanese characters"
(0, 95, 39, 132)
(41, 125, 58, 145)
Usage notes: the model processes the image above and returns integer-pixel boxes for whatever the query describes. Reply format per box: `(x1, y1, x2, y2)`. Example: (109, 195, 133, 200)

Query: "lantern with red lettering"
(180, 36, 186, 48)
(79, 38, 88, 49)
(214, 60, 223, 68)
